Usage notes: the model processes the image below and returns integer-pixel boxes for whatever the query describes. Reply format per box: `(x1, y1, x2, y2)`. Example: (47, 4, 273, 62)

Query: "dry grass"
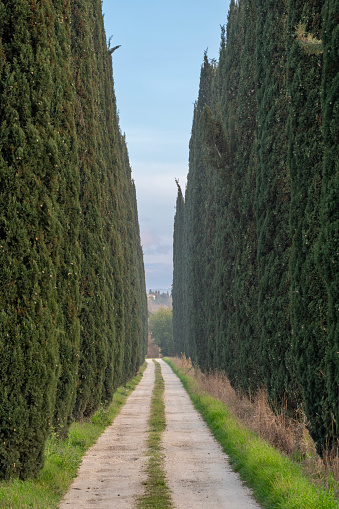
(147, 340, 161, 358)
(171, 354, 339, 495)
(324, 445, 339, 484)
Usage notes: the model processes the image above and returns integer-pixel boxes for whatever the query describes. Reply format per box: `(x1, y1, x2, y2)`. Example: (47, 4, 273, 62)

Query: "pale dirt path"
(59, 359, 155, 509)
(59, 358, 261, 509)
(159, 359, 261, 509)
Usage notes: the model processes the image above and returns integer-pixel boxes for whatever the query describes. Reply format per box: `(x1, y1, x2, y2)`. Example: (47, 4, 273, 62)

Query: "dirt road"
(59, 360, 155, 508)
(159, 359, 260, 508)
(60, 359, 261, 508)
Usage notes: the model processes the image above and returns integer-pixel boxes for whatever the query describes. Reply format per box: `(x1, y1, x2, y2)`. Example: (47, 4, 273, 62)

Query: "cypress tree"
(173, 181, 186, 355)
(185, 53, 216, 367)
(130, 177, 148, 365)
(317, 0, 339, 448)
(88, 0, 126, 404)
(0, 0, 147, 479)
(72, 0, 147, 408)
(0, 0, 78, 478)
(52, 0, 81, 438)
(255, 0, 296, 407)
(116, 138, 142, 383)
(211, 0, 258, 387)
(229, 0, 259, 391)
(172, 0, 338, 453)
(70, 0, 110, 420)
(212, 0, 241, 380)
(287, 0, 329, 450)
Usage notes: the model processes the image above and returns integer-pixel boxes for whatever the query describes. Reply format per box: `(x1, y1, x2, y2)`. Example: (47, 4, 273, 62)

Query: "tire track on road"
(60, 359, 155, 509)
(159, 359, 261, 509)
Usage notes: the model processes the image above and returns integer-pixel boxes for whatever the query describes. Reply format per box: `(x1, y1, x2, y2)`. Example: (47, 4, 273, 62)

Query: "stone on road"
(59, 359, 155, 509)
(159, 359, 261, 509)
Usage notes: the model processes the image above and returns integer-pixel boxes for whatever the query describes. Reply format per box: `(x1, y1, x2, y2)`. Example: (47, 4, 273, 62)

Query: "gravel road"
(159, 359, 260, 508)
(59, 359, 261, 508)
(59, 360, 155, 508)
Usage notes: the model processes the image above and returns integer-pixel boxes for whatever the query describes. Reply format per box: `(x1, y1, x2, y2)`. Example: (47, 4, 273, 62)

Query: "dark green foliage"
(255, 0, 297, 407)
(317, 0, 339, 449)
(222, 0, 260, 391)
(0, 0, 77, 478)
(149, 308, 174, 357)
(172, 181, 186, 356)
(70, 0, 110, 421)
(70, 0, 147, 420)
(172, 0, 339, 452)
(203, 106, 229, 170)
(186, 54, 217, 369)
(0, 0, 146, 479)
(51, 0, 81, 438)
(287, 0, 329, 451)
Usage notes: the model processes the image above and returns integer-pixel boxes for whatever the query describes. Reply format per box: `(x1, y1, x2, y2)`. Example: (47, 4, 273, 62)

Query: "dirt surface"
(59, 359, 155, 508)
(159, 359, 261, 509)
(60, 359, 261, 508)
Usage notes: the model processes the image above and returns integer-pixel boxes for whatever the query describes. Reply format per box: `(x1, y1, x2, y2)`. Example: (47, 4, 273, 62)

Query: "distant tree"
(173, 180, 186, 355)
(149, 308, 174, 357)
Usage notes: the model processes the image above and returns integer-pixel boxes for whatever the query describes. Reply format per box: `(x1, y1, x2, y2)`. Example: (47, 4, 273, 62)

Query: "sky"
(102, 0, 231, 291)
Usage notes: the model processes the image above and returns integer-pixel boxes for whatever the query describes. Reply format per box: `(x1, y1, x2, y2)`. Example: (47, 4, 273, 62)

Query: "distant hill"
(147, 290, 172, 314)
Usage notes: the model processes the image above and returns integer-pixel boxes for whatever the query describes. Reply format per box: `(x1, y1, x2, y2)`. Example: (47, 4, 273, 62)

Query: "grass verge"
(0, 363, 147, 509)
(137, 360, 172, 509)
(165, 358, 339, 509)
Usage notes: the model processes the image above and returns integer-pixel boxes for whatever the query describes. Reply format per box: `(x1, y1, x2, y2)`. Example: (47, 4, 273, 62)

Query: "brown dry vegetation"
(170, 355, 339, 495)
(147, 337, 161, 358)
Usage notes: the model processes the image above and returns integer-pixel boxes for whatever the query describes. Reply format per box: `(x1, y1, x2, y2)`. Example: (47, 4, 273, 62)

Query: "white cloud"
(136, 175, 180, 203)
(144, 262, 173, 291)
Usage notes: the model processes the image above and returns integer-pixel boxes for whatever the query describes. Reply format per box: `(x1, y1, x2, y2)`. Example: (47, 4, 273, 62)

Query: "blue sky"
(102, 0, 230, 291)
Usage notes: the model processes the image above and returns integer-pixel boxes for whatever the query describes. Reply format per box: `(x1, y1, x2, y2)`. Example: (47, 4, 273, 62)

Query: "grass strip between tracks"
(137, 360, 172, 509)
(165, 358, 339, 509)
(0, 362, 147, 509)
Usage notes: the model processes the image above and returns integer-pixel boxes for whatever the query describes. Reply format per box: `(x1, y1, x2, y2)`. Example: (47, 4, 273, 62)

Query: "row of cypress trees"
(173, 0, 338, 453)
(0, 0, 147, 479)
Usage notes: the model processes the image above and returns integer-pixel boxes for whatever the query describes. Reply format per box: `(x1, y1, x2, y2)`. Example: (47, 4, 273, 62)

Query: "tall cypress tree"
(255, 0, 296, 407)
(185, 53, 216, 367)
(287, 0, 329, 450)
(130, 176, 148, 365)
(212, 1, 236, 378)
(88, 0, 126, 404)
(229, 0, 259, 391)
(212, 0, 247, 385)
(70, 0, 109, 420)
(117, 138, 143, 383)
(172, 0, 338, 453)
(317, 0, 339, 448)
(0, 0, 147, 479)
(173, 181, 186, 356)
(0, 0, 78, 478)
(52, 0, 81, 437)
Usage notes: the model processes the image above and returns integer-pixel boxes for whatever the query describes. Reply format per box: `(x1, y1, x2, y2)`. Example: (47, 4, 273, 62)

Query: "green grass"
(165, 358, 339, 509)
(0, 364, 147, 509)
(137, 360, 172, 509)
